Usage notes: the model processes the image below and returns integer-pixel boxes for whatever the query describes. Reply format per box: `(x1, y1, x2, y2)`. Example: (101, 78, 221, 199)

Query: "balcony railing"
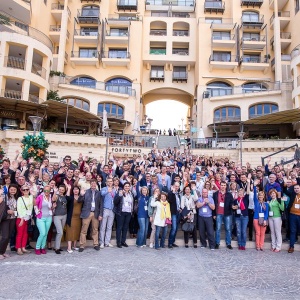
(105, 85, 135, 96)
(209, 55, 238, 62)
(240, 56, 266, 63)
(1, 89, 23, 100)
(28, 94, 41, 103)
(191, 138, 239, 149)
(146, 0, 194, 6)
(49, 25, 61, 32)
(102, 51, 131, 59)
(150, 71, 164, 79)
(98, 112, 124, 120)
(107, 14, 140, 21)
(71, 51, 99, 58)
(77, 9, 100, 22)
(4, 56, 26, 70)
(74, 29, 98, 36)
(241, 0, 263, 7)
(150, 29, 167, 36)
(213, 116, 241, 123)
(278, 11, 290, 17)
(204, 1, 225, 9)
(106, 31, 129, 37)
(213, 34, 235, 41)
(172, 49, 189, 55)
(149, 49, 166, 55)
(31, 62, 47, 79)
(173, 30, 189, 36)
(206, 88, 232, 97)
(51, 3, 64, 10)
(280, 32, 291, 39)
(242, 35, 265, 41)
(117, 0, 138, 10)
(242, 15, 264, 25)
(173, 72, 188, 80)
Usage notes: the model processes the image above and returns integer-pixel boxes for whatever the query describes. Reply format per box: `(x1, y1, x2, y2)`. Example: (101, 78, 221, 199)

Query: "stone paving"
(1, 244, 300, 300)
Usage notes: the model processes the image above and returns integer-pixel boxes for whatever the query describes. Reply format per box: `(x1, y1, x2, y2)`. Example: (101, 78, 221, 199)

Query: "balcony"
(240, 56, 269, 72)
(77, 9, 100, 24)
(28, 94, 41, 104)
(280, 32, 291, 50)
(212, 35, 236, 48)
(241, 35, 266, 50)
(209, 55, 239, 70)
(269, 0, 289, 10)
(241, 0, 263, 7)
(173, 30, 189, 37)
(117, 0, 138, 11)
(105, 85, 135, 96)
(4, 56, 26, 70)
(74, 29, 98, 44)
(31, 62, 46, 79)
(150, 71, 164, 82)
(145, 0, 195, 13)
(150, 29, 167, 36)
(51, 3, 64, 22)
(172, 71, 188, 82)
(149, 49, 166, 55)
(101, 51, 131, 67)
(271, 54, 291, 70)
(204, 1, 225, 13)
(270, 11, 290, 29)
(2, 0, 31, 24)
(208, 18, 235, 30)
(49, 25, 61, 42)
(241, 15, 264, 28)
(172, 49, 189, 55)
(105, 31, 129, 44)
(107, 14, 139, 24)
(70, 51, 100, 66)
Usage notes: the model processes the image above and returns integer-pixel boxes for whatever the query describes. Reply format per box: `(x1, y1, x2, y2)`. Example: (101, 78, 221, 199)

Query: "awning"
(0, 97, 46, 113)
(244, 108, 300, 125)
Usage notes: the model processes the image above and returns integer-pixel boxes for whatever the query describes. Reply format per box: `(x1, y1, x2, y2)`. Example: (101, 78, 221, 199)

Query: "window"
(242, 33, 260, 41)
(249, 103, 278, 118)
(242, 82, 267, 93)
(150, 66, 164, 78)
(81, 5, 99, 17)
(98, 103, 124, 119)
(173, 66, 187, 79)
(212, 31, 231, 40)
(108, 48, 128, 58)
(62, 97, 90, 111)
(70, 77, 96, 88)
(242, 54, 260, 63)
(79, 48, 98, 58)
(105, 78, 134, 95)
(109, 28, 128, 36)
(214, 107, 241, 122)
(151, 11, 168, 17)
(80, 27, 98, 36)
(242, 11, 259, 22)
(207, 81, 232, 97)
(212, 51, 232, 62)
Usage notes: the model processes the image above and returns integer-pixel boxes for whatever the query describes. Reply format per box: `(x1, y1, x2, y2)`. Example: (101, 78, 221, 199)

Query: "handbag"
(182, 221, 194, 232)
(21, 197, 34, 225)
(165, 218, 172, 225)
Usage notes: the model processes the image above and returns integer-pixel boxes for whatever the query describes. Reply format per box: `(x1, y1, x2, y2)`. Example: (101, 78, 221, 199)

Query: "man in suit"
(167, 165, 177, 186)
(79, 179, 103, 252)
(213, 181, 234, 249)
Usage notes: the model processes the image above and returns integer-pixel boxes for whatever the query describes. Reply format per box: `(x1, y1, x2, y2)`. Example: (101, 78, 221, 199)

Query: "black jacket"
(113, 190, 134, 216)
(168, 191, 181, 215)
(213, 191, 234, 217)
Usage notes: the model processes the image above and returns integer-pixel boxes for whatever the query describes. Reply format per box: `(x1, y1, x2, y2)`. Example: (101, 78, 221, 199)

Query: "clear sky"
(146, 100, 189, 131)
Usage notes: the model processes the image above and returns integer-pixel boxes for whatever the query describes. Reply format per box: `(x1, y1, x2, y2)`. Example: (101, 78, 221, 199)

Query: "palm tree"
(0, 14, 11, 26)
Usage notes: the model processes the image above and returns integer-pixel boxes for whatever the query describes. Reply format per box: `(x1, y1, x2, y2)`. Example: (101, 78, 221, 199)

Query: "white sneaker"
(100, 244, 104, 249)
(149, 243, 153, 248)
(106, 243, 114, 248)
(72, 247, 79, 251)
(67, 249, 73, 254)
(143, 245, 147, 247)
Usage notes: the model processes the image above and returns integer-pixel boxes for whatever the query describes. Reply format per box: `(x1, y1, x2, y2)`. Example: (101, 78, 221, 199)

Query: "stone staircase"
(157, 135, 179, 149)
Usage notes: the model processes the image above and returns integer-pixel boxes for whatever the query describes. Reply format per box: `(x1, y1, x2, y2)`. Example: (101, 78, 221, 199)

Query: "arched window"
(70, 76, 96, 88)
(105, 77, 134, 95)
(242, 82, 267, 93)
(62, 97, 90, 111)
(249, 103, 278, 119)
(207, 81, 232, 97)
(214, 106, 241, 123)
(98, 102, 124, 119)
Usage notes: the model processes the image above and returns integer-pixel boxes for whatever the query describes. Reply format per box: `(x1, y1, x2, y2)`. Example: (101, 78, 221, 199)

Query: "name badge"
(295, 204, 300, 209)
(144, 206, 148, 211)
(193, 209, 196, 214)
(236, 209, 241, 214)
(220, 202, 224, 207)
(26, 210, 31, 216)
(49, 210, 53, 216)
(202, 207, 208, 213)
(259, 213, 264, 218)
(91, 202, 95, 208)
(269, 211, 274, 217)
(14, 211, 18, 217)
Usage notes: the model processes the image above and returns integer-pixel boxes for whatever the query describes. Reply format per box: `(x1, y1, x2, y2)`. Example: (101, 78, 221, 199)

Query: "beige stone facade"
(1, 0, 300, 137)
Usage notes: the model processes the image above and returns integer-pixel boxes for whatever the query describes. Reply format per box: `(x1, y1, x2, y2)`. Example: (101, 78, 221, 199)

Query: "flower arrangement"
(21, 132, 50, 162)
(0, 145, 6, 164)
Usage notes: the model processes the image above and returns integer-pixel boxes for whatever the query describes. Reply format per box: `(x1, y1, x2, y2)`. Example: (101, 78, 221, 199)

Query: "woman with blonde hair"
(151, 192, 171, 250)
(148, 188, 161, 248)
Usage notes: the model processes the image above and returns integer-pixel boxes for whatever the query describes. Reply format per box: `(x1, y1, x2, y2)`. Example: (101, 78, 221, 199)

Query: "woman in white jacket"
(151, 192, 171, 250)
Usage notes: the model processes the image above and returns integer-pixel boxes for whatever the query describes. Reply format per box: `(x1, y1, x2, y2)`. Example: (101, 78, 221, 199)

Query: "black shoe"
(58, 249, 63, 252)
(26, 245, 34, 250)
(10, 247, 17, 252)
(55, 249, 61, 254)
(185, 245, 189, 248)
(168, 245, 173, 249)
(172, 244, 179, 247)
(194, 245, 197, 248)
(47, 247, 53, 251)
(227, 245, 233, 250)
(117, 244, 122, 248)
(94, 245, 100, 251)
(215, 244, 219, 249)
(79, 248, 84, 252)
(121, 242, 128, 247)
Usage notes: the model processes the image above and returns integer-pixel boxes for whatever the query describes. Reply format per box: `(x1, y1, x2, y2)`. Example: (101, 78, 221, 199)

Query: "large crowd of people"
(0, 147, 300, 260)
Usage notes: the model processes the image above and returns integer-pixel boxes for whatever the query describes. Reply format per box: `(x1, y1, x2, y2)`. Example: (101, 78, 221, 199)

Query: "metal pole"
(240, 137, 243, 166)
(105, 133, 108, 164)
(64, 102, 69, 134)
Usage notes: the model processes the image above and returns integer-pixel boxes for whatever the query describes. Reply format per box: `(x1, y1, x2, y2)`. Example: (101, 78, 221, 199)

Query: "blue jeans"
(168, 213, 179, 246)
(215, 214, 232, 246)
(136, 217, 149, 246)
(235, 216, 249, 247)
(155, 225, 168, 249)
(290, 213, 300, 247)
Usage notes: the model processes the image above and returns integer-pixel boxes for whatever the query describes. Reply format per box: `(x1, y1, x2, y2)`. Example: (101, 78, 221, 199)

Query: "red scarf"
(237, 197, 245, 210)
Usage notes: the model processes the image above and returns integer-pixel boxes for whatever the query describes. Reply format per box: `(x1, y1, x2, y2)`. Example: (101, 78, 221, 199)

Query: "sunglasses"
(22, 189, 29, 191)
(44, 189, 50, 192)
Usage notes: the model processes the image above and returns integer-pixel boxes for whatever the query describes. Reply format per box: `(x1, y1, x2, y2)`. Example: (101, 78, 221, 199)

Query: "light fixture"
(29, 116, 43, 136)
